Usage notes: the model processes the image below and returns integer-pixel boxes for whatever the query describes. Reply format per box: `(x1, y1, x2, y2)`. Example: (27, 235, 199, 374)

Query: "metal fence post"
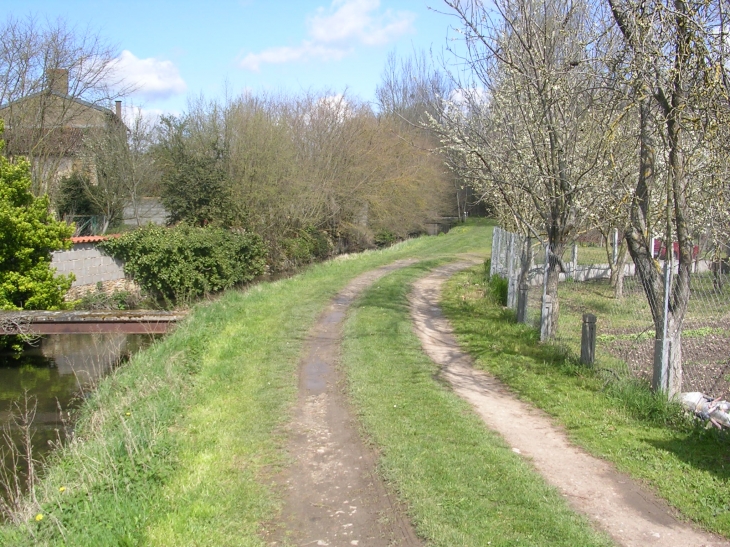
(581, 313, 597, 366)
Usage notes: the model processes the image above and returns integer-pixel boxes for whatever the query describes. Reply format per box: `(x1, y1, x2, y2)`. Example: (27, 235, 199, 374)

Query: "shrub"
(75, 284, 142, 311)
(338, 223, 374, 253)
(275, 227, 333, 270)
(0, 129, 73, 311)
(374, 230, 397, 248)
(55, 172, 97, 219)
(100, 224, 266, 304)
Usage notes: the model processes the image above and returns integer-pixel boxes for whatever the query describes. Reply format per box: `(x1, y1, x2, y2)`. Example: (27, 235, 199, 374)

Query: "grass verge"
(0, 221, 489, 547)
(442, 266, 730, 538)
(341, 262, 613, 547)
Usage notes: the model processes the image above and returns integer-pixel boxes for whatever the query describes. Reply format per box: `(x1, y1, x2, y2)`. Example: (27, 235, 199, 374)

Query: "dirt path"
(267, 260, 423, 547)
(409, 261, 730, 547)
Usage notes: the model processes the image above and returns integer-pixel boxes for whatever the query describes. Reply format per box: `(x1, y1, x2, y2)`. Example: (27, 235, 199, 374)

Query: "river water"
(0, 333, 155, 485)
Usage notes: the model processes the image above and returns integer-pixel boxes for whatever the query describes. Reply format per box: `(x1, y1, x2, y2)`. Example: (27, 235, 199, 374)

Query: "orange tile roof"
(70, 234, 120, 244)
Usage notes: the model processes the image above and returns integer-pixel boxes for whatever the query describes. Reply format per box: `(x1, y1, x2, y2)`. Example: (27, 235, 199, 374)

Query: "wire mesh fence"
(490, 226, 730, 398)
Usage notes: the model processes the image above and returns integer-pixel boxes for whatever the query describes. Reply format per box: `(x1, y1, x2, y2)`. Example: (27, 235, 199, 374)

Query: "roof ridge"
(70, 234, 121, 244)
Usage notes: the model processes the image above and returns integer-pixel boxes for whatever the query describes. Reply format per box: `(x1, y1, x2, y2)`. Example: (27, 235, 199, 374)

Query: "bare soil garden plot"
(539, 274, 730, 398)
(599, 325, 730, 398)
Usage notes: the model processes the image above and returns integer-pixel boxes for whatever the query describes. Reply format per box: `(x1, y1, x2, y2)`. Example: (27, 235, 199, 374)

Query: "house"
(0, 68, 125, 194)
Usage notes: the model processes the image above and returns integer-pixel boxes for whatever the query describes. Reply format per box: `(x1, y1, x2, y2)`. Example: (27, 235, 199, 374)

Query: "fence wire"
(490, 227, 730, 398)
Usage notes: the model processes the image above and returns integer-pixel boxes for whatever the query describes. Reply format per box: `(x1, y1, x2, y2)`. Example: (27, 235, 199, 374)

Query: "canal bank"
(0, 333, 158, 482)
(0, 221, 490, 546)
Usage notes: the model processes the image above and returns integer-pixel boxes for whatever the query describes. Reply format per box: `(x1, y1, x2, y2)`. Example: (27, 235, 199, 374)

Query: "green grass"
(442, 266, 730, 538)
(341, 263, 614, 547)
(0, 220, 490, 546)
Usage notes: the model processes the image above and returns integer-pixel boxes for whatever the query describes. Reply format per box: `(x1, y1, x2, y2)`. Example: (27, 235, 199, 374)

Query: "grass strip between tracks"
(341, 262, 614, 547)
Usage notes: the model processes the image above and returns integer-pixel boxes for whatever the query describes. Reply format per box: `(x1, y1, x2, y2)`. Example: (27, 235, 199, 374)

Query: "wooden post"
(517, 283, 529, 323)
(581, 313, 597, 366)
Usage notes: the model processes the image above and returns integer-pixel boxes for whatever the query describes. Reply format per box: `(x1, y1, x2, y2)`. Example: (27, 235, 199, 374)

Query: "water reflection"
(0, 334, 155, 473)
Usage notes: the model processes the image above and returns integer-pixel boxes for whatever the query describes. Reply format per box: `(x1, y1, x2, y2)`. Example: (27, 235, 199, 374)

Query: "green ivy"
(100, 224, 266, 305)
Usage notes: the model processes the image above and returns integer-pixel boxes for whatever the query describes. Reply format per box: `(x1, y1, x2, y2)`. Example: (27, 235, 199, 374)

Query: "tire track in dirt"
(267, 259, 423, 547)
(410, 261, 730, 547)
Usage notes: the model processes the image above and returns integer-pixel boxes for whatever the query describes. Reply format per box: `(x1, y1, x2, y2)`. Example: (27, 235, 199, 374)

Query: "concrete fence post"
(517, 283, 529, 324)
(490, 227, 500, 278)
(507, 233, 517, 309)
(540, 295, 553, 342)
(581, 313, 597, 366)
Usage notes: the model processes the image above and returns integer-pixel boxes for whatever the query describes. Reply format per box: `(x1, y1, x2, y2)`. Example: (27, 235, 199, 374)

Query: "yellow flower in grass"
(35, 513, 43, 522)
(59, 486, 66, 493)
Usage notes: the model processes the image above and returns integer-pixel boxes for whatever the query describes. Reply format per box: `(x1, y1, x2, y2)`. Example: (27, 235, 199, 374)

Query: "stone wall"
(51, 243, 125, 287)
(122, 198, 168, 226)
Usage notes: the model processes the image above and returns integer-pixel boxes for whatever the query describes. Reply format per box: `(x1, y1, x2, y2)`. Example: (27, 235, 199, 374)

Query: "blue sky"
(7, 1, 462, 117)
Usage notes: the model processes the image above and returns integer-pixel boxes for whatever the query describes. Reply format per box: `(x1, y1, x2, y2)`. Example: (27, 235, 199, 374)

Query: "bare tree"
(0, 15, 124, 196)
(376, 50, 452, 125)
(74, 106, 160, 233)
(376, 50, 473, 220)
(608, 0, 730, 396)
(155, 89, 453, 255)
(116, 107, 160, 227)
(434, 0, 619, 338)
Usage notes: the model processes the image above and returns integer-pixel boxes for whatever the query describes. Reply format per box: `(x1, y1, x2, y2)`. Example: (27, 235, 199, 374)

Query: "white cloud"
(307, 0, 415, 46)
(121, 104, 167, 126)
(111, 50, 187, 101)
(239, 42, 348, 72)
(239, 0, 415, 71)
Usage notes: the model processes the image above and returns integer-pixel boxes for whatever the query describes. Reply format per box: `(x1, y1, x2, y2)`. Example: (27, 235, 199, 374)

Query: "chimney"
(47, 68, 69, 95)
(115, 100, 122, 119)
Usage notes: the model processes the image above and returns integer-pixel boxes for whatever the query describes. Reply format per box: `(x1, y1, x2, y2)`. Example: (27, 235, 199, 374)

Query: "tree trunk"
(624, 93, 691, 398)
